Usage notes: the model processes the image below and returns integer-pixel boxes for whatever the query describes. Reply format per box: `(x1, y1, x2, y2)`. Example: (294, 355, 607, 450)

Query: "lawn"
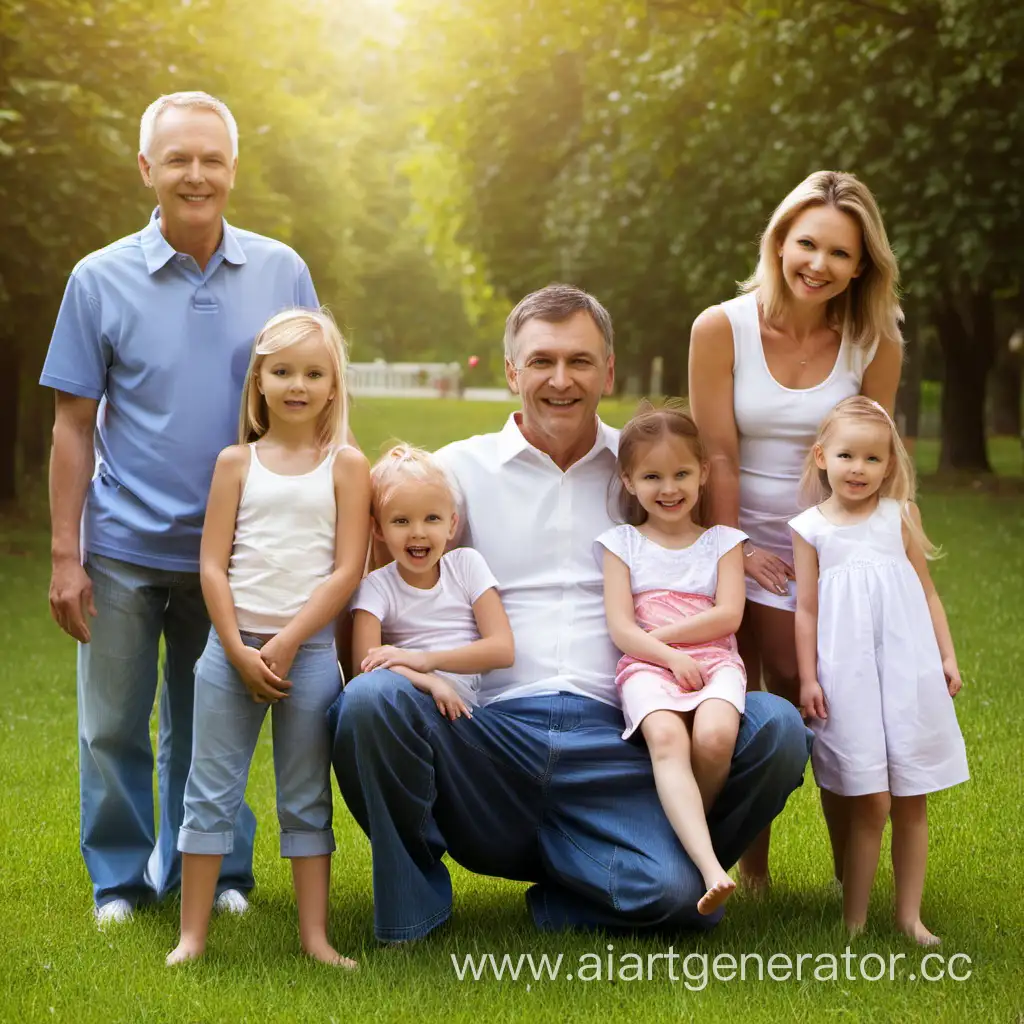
(1, 399, 1021, 1023)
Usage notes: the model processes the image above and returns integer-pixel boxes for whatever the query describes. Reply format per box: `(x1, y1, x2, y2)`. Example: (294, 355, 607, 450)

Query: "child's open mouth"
(406, 546, 431, 561)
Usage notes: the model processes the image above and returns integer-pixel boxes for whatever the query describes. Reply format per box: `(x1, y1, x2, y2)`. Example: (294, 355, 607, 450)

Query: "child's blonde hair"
(741, 170, 904, 355)
(239, 307, 349, 449)
(616, 399, 708, 527)
(370, 443, 461, 519)
(800, 396, 939, 557)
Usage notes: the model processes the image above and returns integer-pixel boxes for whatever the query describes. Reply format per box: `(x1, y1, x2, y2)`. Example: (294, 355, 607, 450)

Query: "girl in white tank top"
(169, 308, 371, 969)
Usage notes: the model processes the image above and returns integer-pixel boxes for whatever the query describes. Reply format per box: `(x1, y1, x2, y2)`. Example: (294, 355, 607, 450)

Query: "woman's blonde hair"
(370, 443, 461, 519)
(742, 170, 904, 354)
(800, 396, 938, 557)
(239, 307, 349, 449)
(616, 399, 709, 527)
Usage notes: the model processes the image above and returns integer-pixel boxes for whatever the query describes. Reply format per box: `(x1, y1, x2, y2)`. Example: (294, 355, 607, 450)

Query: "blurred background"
(2, 0, 1021, 504)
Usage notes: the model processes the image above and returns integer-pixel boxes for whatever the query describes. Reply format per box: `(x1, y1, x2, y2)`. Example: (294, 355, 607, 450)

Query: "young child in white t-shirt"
(352, 444, 515, 719)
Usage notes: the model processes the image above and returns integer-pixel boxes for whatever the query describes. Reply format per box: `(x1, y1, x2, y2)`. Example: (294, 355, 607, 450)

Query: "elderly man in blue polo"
(40, 91, 319, 928)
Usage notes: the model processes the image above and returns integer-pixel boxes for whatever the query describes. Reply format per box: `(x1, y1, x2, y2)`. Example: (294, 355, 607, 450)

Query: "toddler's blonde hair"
(800, 396, 938, 557)
(370, 443, 461, 519)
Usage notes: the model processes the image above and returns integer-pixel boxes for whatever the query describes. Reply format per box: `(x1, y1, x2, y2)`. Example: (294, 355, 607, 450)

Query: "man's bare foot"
(303, 939, 358, 968)
(166, 940, 204, 966)
(898, 919, 941, 947)
(697, 874, 736, 915)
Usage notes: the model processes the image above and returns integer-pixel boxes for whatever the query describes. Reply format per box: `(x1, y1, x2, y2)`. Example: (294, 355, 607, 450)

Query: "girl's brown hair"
(616, 400, 708, 527)
(800, 395, 939, 557)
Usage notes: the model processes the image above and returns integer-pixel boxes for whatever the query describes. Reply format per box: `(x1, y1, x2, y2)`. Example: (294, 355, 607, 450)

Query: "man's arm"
(48, 392, 99, 642)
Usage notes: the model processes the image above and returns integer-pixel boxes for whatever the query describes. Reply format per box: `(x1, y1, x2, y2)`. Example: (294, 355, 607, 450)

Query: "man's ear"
(138, 151, 153, 188)
(602, 352, 615, 397)
(505, 358, 520, 395)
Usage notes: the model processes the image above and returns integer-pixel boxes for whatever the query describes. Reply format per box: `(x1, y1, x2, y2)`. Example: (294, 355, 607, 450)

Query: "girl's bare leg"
(690, 698, 741, 812)
(641, 710, 735, 915)
(842, 792, 891, 935)
(890, 795, 940, 946)
(820, 789, 851, 885)
(167, 853, 221, 965)
(736, 604, 800, 891)
(292, 854, 358, 968)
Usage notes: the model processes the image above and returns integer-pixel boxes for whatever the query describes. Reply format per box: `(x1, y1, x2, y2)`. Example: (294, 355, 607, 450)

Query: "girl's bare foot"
(166, 939, 204, 966)
(739, 869, 770, 896)
(303, 938, 358, 968)
(898, 918, 941, 947)
(697, 873, 736, 915)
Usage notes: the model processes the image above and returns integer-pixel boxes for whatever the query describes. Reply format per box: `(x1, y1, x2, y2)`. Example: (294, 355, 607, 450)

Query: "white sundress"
(788, 498, 969, 797)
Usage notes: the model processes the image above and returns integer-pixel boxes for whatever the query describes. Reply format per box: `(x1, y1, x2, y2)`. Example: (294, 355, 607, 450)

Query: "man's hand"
(666, 650, 704, 691)
(260, 633, 299, 684)
(49, 557, 97, 642)
(230, 646, 292, 704)
(361, 645, 435, 675)
(942, 657, 963, 698)
(800, 680, 828, 720)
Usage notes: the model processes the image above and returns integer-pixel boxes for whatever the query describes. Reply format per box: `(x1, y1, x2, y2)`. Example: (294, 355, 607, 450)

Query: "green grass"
(2, 399, 1022, 1023)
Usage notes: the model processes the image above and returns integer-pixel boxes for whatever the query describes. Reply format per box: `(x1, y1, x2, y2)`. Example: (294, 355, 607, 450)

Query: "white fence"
(348, 360, 512, 401)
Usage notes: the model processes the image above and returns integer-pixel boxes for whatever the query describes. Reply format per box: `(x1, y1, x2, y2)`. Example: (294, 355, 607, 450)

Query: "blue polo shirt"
(40, 209, 319, 571)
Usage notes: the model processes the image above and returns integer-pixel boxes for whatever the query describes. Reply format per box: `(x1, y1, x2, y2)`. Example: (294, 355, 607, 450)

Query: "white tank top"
(228, 443, 338, 633)
(723, 291, 877, 561)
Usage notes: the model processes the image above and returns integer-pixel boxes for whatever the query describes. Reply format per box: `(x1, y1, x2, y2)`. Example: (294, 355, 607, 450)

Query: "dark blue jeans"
(329, 670, 811, 941)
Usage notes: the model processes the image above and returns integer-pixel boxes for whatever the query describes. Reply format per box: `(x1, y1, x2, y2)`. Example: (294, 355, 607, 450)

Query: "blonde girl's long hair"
(800, 396, 939, 557)
(369, 442, 462, 519)
(741, 170, 904, 354)
(239, 307, 349, 449)
(616, 399, 709, 527)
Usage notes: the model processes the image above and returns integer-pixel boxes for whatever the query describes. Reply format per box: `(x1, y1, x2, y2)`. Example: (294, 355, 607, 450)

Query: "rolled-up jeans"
(179, 630, 340, 858)
(331, 671, 812, 941)
(79, 552, 255, 908)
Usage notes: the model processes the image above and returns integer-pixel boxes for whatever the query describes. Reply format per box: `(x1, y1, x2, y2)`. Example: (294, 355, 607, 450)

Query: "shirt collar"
(496, 412, 619, 466)
(140, 207, 247, 274)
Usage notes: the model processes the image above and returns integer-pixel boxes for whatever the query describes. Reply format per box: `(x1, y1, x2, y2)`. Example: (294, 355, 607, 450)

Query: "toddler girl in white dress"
(598, 403, 748, 916)
(790, 396, 968, 945)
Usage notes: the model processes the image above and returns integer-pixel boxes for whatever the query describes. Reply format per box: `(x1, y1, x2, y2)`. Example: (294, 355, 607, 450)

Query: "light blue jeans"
(179, 630, 340, 858)
(79, 553, 255, 908)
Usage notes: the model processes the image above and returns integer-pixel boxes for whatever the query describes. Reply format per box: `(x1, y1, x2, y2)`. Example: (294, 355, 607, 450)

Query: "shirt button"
(177, 254, 188, 262)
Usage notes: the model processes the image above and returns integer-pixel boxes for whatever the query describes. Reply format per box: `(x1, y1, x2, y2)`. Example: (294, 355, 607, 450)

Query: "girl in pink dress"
(598, 403, 748, 916)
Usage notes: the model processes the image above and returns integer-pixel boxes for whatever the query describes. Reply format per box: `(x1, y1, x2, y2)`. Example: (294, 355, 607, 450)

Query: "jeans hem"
(280, 830, 336, 858)
(375, 904, 451, 943)
(177, 827, 234, 855)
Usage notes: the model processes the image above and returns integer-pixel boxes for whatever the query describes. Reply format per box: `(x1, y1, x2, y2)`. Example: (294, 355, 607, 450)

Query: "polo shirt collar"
(496, 412, 619, 465)
(141, 207, 247, 274)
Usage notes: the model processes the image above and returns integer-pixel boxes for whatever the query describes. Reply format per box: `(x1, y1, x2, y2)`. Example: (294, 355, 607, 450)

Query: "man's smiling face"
(505, 310, 614, 452)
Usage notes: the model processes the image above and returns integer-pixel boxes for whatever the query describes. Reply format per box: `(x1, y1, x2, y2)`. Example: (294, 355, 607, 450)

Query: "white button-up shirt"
(435, 414, 622, 707)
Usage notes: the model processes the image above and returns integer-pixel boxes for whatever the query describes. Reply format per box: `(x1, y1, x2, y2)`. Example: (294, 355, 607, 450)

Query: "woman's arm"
(792, 531, 825, 718)
(904, 503, 962, 696)
(859, 337, 902, 414)
(260, 448, 372, 676)
(201, 447, 289, 700)
(688, 306, 741, 529)
(648, 545, 746, 644)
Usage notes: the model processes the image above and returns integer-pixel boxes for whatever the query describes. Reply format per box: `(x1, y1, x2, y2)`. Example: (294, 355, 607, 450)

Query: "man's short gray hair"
(139, 91, 239, 160)
(504, 283, 615, 364)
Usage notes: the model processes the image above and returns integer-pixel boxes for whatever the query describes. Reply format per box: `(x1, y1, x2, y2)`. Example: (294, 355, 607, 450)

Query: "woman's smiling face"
(779, 204, 864, 308)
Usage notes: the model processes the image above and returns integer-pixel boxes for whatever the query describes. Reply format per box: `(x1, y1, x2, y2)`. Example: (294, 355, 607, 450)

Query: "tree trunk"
(0, 347, 21, 502)
(989, 332, 1022, 437)
(935, 292, 994, 473)
(896, 325, 923, 440)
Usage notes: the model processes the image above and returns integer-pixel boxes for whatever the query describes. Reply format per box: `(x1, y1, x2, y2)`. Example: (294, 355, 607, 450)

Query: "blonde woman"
(688, 171, 903, 888)
(790, 397, 967, 943)
(168, 308, 370, 967)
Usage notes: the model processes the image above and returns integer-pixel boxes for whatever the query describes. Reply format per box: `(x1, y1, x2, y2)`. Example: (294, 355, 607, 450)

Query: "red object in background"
(468, 355, 479, 368)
